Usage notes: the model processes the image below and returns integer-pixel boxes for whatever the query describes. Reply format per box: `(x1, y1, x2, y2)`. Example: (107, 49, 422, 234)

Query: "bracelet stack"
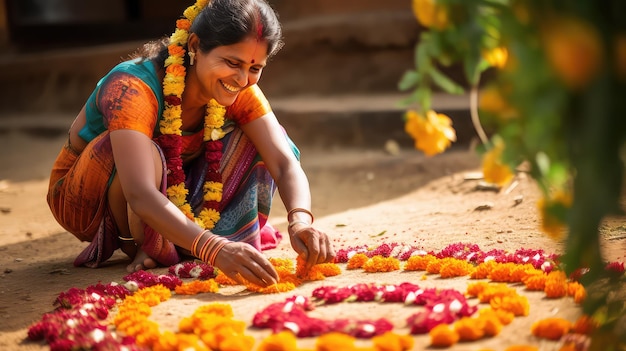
(191, 230, 230, 266)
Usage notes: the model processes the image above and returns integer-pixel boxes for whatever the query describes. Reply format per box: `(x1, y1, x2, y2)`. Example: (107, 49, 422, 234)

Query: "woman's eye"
(250, 67, 262, 74)
(226, 60, 239, 67)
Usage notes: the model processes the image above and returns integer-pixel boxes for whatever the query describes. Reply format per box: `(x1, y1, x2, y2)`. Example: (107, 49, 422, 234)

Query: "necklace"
(156, 0, 225, 230)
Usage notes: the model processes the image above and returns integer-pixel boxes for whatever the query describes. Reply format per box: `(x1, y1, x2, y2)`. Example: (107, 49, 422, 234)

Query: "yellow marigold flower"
(199, 208, 220, 229)
(531, 317, 572, 340)
(160, 113, 183, 135)
(316, 332, 357, 351)
(362, 256, 400, 272)
(490, 295, 530, 316)
(404, 109, 456, 156)
(164, 53, 184, 67)
(258, 331, 298, 351)
(203, 181, 223, 202)
(269, 257, 294, 270)
(404, 254, 437, 271)
(371, 331, 414, 351)
(347, 253, 369, 269)
(454, 317, 485, 341)
(482, 47, 509, 69)
(429, 323, 460, 347)
(163, 76, 185, 95)
(482, 138, 514, 186)
(470, 261, 497, 279)
(295, 257, 342, 280)
(439, 258, 474, 278)
(170, 28, 189, 45)
(412, 0, 450, 30)
(174, 279, 219, 295)
(537, 189, 572, 240)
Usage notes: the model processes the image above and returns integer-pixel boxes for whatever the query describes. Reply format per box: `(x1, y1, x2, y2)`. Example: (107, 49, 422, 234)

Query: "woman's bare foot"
(126, 247, 158, 272)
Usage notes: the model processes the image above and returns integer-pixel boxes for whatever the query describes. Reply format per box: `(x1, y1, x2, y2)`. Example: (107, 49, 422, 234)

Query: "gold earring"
(188, 51, 196, 65)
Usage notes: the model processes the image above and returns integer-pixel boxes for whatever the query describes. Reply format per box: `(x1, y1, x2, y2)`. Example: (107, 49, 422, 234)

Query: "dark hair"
(135, 0, 283, 67)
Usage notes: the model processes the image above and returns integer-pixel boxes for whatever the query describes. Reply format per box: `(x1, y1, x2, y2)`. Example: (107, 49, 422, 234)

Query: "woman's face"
(192, 35, 269, 107)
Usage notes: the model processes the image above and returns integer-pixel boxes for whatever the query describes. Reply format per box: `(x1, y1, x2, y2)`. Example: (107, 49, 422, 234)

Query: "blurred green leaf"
(398, 70, 420, 91)
(430, 68, 465, 94)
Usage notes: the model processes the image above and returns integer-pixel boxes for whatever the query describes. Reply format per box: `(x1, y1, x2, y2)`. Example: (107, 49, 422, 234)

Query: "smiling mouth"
(220, 80, 241, 93)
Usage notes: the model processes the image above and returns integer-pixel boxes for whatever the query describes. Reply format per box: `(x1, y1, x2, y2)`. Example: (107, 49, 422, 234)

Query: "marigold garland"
(156, 0, 227, 231)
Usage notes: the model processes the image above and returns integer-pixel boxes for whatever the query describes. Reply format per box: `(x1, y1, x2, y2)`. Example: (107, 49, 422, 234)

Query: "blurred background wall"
(0, 0, 419, 114)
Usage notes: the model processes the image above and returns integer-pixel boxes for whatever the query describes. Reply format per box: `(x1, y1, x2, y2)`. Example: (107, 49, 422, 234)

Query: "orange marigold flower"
(246, 281, 297, 294)
(572, 315, 596, 335)
(316, 332, 357, 351)
(544, 271, 568, 298)
(363, 256, 401, 273)
(522, 271, 547, 291)
(478, 307, 515, 326)
(175, 18, 191, 31)
(372, 331, 414, 351)
(467, 281, 491, 297)
(404, 254, 437, 271)
(478, 283, 518, 303)
(490, 295, 530, 316)
(510, 264, 538, 283)
(482, 314, 504, 336)
(504, 346, 539, 351)
(531, 317, 572, 340)
(454, 317, 485, 341)
(425, 259, 444, 274)
(257, 331, 298, 351)
(429, 323, 460, 347)
(488, 262, 517, 283)
(155, 331, 208, 351)
(439, 258, 474, 278)
(215, 271, 239, 285)
(347, 253, 370, 269)
(470, 261, 497, 279)
(567, 282, 586, 303)
(174, 279, 219, 295)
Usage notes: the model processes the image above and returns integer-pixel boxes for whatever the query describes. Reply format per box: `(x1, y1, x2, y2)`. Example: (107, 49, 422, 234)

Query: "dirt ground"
(0, 114, 624, 351)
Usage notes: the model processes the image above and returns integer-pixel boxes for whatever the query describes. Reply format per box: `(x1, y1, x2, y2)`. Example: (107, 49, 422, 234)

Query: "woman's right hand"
(213, 242, 279, 287)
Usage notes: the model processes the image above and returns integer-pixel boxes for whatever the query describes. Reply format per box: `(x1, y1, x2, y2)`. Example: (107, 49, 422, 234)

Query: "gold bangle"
(287, 208, 314, 223)
(288, 220, 310, 230)
(118, 236, 135, 242)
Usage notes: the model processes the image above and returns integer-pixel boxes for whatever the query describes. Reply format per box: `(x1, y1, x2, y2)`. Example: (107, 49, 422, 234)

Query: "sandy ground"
(0, 114, 624, 350)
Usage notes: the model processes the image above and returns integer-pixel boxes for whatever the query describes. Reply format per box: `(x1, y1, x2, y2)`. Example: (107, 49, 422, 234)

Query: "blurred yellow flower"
(412, 0, 450, 30)
(404, 109, 456, 156)
(537, 189, 572, 239)
(479, 85, 518, 120)
(482, 138, 515, 186)
(541, 16, 603, 90)
(482, 47, 509, 69)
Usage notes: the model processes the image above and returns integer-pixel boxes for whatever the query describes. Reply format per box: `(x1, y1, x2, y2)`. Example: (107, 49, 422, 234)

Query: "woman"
(47, 0, 334, 287)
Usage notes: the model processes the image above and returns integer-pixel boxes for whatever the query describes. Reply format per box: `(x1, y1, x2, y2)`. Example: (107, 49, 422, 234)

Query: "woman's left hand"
(288, 224, 335, 271)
